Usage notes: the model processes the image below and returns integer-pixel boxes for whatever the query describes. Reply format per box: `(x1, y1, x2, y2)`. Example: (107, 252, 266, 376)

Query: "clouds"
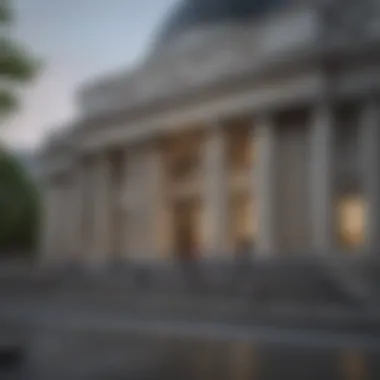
(3, 0, 175, 150)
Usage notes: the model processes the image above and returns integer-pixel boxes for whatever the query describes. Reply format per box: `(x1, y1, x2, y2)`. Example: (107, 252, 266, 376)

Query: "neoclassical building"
(39, 0, 380, 267)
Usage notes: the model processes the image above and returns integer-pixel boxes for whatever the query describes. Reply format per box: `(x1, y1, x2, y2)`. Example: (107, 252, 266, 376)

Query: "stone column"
(41, 178, 69, 266)
(57, 180, 72, 263)
(121, 150, 136, 260)
(39, 182, 57, 265)
(59, 179, 70, 261)
(121, 149, 146, 260)
(203, 124, 228, 256)
(147, 144, 168, 259)
(361, 100, 380, 253)
(254, 114, 277, 256)
(49, 175, 70, 264)
(154, 145, 173, 258)
(309, 103, 334, 253)
(91, 152, 112, 267)
(51, 184, 61, 260)
(140, 147, 158, 259)
(69, 162, 85, 264)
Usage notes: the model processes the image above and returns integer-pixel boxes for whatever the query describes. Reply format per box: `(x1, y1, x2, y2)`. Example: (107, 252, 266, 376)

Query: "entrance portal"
(173, 200, 201, 260)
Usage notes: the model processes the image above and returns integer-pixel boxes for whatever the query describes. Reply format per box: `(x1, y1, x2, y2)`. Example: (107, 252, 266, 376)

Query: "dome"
(157, 0, 289, 45)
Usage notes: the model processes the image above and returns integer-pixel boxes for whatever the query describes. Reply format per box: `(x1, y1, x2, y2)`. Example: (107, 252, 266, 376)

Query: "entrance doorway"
(173, 200, 201, 260)
(229, 193, 255, 254)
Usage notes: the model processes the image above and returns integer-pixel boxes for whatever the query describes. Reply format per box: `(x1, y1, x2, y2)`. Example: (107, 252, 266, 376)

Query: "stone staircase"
(0, 256, 380, 380)
(1, 256, 379, 331)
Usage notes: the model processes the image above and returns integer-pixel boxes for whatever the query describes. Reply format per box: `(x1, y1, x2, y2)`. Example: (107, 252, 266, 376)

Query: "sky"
(2, 0, 176, 151)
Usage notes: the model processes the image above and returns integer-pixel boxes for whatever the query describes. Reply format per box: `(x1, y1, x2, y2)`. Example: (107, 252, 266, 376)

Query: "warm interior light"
(337, 195, 366, 250)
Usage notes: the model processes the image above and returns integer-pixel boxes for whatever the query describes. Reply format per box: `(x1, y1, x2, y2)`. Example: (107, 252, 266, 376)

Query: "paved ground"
(1, 297, 380, 351)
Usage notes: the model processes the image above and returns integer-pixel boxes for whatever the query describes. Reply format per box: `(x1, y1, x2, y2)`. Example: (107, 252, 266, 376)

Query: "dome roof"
(157, 0, 289, 45)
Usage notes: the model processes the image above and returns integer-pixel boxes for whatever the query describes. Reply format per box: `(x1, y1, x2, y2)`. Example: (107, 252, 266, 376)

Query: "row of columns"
(203, 115, 278, 255)
(310, 100, 380, 253)
(202, 115, 280, 255)
(204, 101, 380, 255)
(41, 100, 380, 266)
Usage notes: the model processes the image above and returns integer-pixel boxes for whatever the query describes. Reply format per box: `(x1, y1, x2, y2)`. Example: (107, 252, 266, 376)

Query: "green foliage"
(1, 0, 39, 118)
(0, 0, 12, 23)
(0, 149, 40, 256)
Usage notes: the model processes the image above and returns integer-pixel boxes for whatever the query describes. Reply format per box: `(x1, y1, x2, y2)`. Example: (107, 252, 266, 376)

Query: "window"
(336, 194, 366, 250)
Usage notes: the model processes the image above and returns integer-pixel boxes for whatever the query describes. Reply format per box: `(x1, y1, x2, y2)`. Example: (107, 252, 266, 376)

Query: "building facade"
(39, 0, 380, 267)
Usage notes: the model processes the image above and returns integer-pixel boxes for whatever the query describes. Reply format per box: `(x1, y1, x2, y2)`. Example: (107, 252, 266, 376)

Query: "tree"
(0, 149, 40, 256)
(1, 0, 39, 118)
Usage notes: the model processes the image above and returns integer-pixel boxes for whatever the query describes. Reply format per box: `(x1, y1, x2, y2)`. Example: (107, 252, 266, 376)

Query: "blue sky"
(3, 0, 176, 150)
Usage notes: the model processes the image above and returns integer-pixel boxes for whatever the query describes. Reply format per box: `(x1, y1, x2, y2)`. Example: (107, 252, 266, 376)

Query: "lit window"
(337, 195, 366, 250)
